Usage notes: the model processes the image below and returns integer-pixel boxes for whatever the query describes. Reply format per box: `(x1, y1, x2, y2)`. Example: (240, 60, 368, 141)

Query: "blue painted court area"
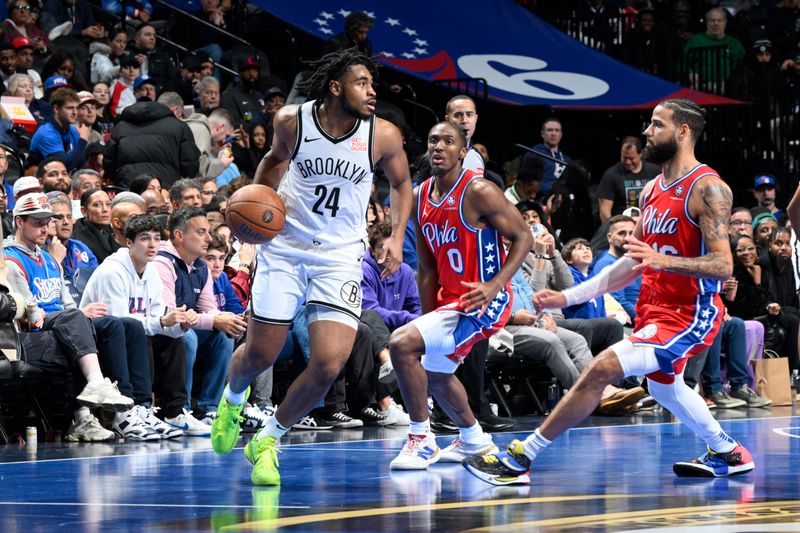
(2, 409, 800, 532)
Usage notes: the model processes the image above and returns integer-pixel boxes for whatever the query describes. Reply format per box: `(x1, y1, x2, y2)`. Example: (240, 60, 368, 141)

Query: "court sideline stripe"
(222, 494, 652, 531)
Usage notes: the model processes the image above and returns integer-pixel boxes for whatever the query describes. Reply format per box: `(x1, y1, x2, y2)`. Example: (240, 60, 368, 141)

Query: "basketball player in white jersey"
(210, 49, 413, 485)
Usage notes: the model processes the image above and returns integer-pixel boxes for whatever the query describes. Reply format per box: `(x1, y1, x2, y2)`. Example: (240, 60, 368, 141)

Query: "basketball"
(225, 184, 286, 244)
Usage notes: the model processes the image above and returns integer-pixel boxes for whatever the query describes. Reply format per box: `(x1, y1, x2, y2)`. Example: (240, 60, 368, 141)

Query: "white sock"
(522, 428, 551, 461)
(409, 419, 430, 436)
(74, 407, 90, 422)
(458, 421, 484, 446)
(86, 371, 103, 384)
(224, 385, 247, 406)
(255, 414, 290, 441)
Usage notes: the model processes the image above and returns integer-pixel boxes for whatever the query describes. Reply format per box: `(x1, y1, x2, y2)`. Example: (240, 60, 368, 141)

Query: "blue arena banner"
(254, 0, 739, 108)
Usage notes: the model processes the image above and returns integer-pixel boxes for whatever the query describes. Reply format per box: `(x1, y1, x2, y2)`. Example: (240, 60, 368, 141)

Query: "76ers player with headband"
(465, 99, 754, 485)
(389, 122, 532, 469)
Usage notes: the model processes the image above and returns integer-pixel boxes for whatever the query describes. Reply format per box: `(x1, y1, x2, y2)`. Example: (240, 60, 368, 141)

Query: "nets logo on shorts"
(340, 281, 362, 308)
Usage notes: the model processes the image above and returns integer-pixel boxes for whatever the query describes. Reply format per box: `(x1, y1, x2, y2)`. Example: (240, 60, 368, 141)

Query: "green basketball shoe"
(245, 435, 281, 485)
(211, 387, 249, 455)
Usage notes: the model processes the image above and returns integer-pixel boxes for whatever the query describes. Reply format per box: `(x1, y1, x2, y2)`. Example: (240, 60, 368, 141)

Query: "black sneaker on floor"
(354, 406, 394, 426)
(430, 408, 458, 434)
(477, 412, 515, 432)
(328, 411, 364, 429)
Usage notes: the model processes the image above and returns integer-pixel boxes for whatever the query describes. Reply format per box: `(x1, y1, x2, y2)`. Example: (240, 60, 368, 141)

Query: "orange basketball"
(225, 184, 286, 244)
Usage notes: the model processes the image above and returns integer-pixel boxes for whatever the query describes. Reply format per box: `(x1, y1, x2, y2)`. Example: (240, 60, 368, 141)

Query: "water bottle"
(792, 369, 799, 404)
(546, 378, 561, 412)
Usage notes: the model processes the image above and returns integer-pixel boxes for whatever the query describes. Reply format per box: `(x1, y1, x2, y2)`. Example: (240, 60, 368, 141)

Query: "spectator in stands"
(30, 88, 89, 170)
(504, 156, 543, 205)
(729, 207, 753, 237)
(4, 192, 134, 441)
(0, 145, 13, 211)
(47, 195, 97, 295)
(154, 206, 246, 424)
(752, 211, 778, 249)
(171, 53, 204, 105)
(207, 108, 240, 186)
(68, 168, 101, 220)
(36, 155, 70, 195)
(231, 121, 267, 178)
(731, 39, 786, 106)
(109, 54, 140, 117)
(129, 172, 161, 196)
(173, 0, 242, 72)
(522, 117, 570, 195)
(142, 188, 167, 216)
(0, 186, 12, 241)
(204, 231, 243, 314)
(91, 82, 112, 136)
(322, 11, 373, 56)
(221, 56, 263, 124)
(41, 51, 85, 92)
(133, 75, 157, 102)
(683, 7, 745, 89)
(4, 0, 53, 57)
(76, 91, 102, 145)
(131, 24, 177, 87)
(762, 226, 799, 315)
(0, 43, 18, 89)
(625, 8, 668, 76)
(12, 36, 42, 99)
(103, 99, 200, 189)
(573, 0, 615, 52)
(752, 174, 785, 220)
(726, 234, 800, 371)
(72, 187, 119, 263)
(90, 26, 127, 85)
(41, 0, 102, 43)
(195, 76, 220, 116)
(42, 74, 71, 102)
(82, 143, 105, 178)
(772, 1, 800, 60)
(80, 214, 189, 440)
(596, 136, 660, 223)
(199, 176, 216, 205)
(8, 72, 46, 125)
(109, 192, 145, 247)
(561, 237, 610, 320)
(547, 160, 596, 242)
(169, 178, 202, 209)
(102, 0, 151, 23)
(592, 215, 640, 323)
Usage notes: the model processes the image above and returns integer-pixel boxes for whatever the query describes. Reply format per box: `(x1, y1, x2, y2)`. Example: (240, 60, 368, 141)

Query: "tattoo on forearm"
(665, 251, 730, 280)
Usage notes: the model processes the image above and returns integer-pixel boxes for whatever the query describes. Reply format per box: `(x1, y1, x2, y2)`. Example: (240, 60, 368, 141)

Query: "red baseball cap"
(12, 36, 34, 50)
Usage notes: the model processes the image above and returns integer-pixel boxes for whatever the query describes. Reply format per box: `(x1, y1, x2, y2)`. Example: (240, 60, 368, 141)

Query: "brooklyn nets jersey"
(277, 100, 375, 248)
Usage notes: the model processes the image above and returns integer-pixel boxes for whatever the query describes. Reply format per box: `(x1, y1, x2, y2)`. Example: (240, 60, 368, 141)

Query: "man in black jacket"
(103, 101, 200, 189)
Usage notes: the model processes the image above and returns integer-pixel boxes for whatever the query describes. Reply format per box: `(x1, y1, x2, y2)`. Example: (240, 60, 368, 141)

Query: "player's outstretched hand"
(624, 235, 666, 272)
(532, 289, 566, 312)
(377, 235, 403, 280)
(460, 280, 499, 316)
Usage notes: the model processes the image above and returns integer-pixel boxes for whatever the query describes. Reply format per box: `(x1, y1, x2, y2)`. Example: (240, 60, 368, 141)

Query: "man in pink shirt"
(154, 206, 247, 434)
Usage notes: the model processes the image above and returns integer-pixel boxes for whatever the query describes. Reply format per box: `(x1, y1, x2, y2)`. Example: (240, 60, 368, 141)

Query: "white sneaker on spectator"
(65, 414, 115, 442)
(113, 408, 161, 441)
(135, 405, 183, 439)
(200, 411, 216, 426)
(164, 409, 211, 436)
(258, 404, 276, 417)
(379, 399, 410, 426)
(292, 414, 334, 430)
(241, 404, 270, 433)
(439, 433, 498, 463)
(378, 360, 396, 384)
(76, 378, 134, 411)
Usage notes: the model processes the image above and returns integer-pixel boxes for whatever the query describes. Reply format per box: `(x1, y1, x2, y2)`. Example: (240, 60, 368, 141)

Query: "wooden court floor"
(1, 406, 799, 532)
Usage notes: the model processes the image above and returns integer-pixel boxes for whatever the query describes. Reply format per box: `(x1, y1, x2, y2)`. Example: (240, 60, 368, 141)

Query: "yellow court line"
(222, 494, 649, 531)
(463, 500, 800, 531)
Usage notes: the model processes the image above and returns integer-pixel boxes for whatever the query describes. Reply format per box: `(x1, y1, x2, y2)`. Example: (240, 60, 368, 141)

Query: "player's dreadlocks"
(297, 47, 378, 102)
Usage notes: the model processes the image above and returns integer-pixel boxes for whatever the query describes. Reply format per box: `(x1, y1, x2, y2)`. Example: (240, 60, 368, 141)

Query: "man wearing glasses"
(728, 207, 753, 238)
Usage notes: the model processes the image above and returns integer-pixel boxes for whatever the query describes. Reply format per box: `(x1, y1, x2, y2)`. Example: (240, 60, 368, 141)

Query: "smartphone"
(223, 134, 238, 144)
(531, 223, 545, 235)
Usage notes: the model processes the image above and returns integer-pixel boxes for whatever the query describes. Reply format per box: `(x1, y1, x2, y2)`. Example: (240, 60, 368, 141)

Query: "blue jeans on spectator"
(183, 328, 234, 413)
(702, 317, 750, 394)
(93, 316, 152, 405)
(275, 309, 322, 408)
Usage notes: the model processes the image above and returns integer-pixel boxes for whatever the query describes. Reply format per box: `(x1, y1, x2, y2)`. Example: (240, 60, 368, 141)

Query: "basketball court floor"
(2, 406, 800, 532)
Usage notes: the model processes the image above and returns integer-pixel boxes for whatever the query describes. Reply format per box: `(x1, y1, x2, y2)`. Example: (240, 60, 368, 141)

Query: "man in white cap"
(77, 91, 102, 144)
(12, 176, 41, 201)
(3, 192, 134, 441)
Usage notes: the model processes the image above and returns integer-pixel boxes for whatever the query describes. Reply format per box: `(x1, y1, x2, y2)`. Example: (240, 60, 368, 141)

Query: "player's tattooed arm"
(664, 177, 733, 280)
